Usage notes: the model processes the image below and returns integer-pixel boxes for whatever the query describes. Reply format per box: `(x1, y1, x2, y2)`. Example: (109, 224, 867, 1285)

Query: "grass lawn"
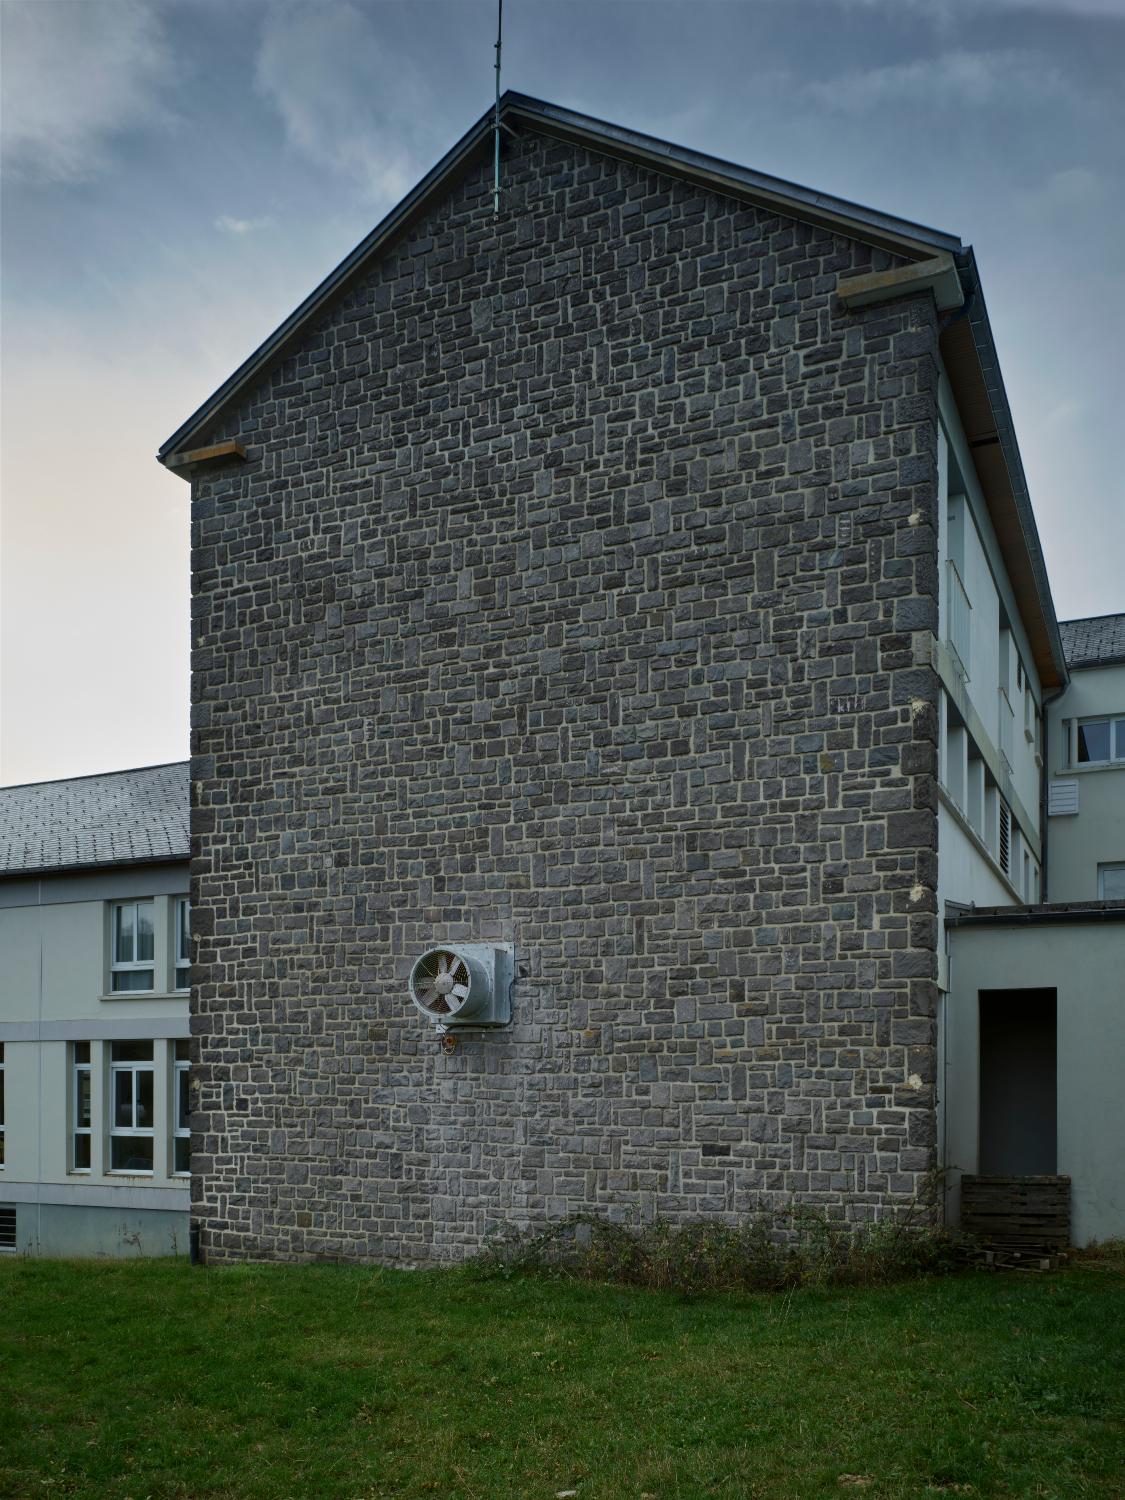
(2, 1255, 1123, 1500)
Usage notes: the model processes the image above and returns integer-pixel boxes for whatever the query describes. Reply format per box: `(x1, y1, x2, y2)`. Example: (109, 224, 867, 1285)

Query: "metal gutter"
(158, 91, 963, 468)
(945, 901, 1125, 928)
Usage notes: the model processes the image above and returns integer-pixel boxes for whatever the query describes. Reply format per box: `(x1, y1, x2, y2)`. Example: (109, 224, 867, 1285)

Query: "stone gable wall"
(189, 130, 941, 1263)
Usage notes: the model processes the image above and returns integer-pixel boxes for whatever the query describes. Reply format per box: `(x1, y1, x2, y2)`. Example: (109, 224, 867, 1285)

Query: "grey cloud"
(0, 0, 174, 183)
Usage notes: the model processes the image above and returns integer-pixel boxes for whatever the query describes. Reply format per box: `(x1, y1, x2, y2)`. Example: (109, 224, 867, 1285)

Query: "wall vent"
(408, 945, 512, 1031)
(0, 1205, 16, 1251)
(1047, 779, 1079, 817)
(999, 800, 1011, 878)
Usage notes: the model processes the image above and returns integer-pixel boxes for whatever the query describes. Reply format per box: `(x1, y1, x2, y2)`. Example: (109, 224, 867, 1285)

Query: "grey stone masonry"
(189, 128, 941, 1263)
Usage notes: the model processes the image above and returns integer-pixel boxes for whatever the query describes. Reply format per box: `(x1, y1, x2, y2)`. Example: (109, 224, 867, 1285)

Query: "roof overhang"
(156, 94, 1066, 689)
(157, 92, 963, 469)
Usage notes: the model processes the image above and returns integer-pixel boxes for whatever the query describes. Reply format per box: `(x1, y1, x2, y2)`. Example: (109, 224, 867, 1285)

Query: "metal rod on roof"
(493, 0, 503, 217)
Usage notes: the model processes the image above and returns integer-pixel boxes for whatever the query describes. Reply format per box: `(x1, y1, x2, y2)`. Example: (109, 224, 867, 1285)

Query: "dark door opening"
(979, 989, 1057, 1175)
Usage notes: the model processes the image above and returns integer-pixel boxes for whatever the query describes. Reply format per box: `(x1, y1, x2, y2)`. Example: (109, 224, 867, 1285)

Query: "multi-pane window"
(109, 1041, 154, 1171)
(72, 1043, 92, 1170)
(174, 899, 191, 991)
(111, 901, 155, 992)
(0, 1043, 5, 1168)
(1076, 717, 1125, 765)
(173, 1040, 190, 1175)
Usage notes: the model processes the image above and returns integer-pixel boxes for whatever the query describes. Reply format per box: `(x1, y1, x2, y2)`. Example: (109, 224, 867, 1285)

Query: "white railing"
(998, 686, 1015, 773)
(946, 560, 971, 682)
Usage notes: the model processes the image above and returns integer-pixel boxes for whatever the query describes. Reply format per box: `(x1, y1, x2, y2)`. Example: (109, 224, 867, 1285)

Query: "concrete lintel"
(838, 253, 963, 313)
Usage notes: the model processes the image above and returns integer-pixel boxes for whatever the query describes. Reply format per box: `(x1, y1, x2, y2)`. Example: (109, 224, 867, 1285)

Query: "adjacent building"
(0, 764, 191, 1257)
(133, 94, 1122, 1265)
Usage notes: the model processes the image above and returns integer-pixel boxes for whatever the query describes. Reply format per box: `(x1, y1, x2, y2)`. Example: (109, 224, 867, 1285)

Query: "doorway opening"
(979, 989, 1057, 1175)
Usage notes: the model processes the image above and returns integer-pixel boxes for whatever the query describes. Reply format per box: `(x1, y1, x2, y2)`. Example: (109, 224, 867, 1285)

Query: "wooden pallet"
(960, 1174, 1071, 1252)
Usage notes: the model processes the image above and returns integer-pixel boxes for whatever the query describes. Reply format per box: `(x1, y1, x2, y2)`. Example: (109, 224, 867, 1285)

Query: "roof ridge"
(0, 760, 189, 794)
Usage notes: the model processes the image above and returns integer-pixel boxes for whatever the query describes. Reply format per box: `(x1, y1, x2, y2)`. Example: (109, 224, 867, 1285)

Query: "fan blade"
(437, 954, 448, 975)
(451, 984, 469, 1000)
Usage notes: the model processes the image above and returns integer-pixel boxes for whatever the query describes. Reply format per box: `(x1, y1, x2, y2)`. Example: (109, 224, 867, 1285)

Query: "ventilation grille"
(999, 800, 1011, 877)
(0, 1205, 16, 1251)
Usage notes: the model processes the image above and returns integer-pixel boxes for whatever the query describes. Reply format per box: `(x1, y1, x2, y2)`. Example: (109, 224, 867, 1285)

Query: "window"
(173, 1040, 190, 1175)
(1099, 864, 1125, 901)
(0, 1043, 4, 1168)
(72, 1043, 92, 1170)
(174, 899, 191, 991)
(109, 1041, 154, 1171)
(111, 901, 155, 992)
(1076, 717, 1125, 765)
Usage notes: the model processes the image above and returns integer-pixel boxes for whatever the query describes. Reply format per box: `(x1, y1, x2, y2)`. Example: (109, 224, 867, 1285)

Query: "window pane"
(136, 1069, 154, 1127)
(111, 1041, 153, 1062)
(177, 1069, 190, 1130)
(111, 1135, 153, 1172)
(175, 1039, 190, 1062)
(174, 1136, 190, 1175)
(114, 1069, 133, 1128)
(1115, 720, 1125, 760)
(77, 1069, 91, 1128)
(74, 1042, 90, 1064)
(74, 1135, 91, 1170)
(114, 903, 135, 963)
(1100, 866, 1125, 901)
(178, 900, 190, 961)
(135, 902, 155, 962)
(112, 969, 154, 993)
(1078, 720, 1110, 762)
(176, 964, 190, 991)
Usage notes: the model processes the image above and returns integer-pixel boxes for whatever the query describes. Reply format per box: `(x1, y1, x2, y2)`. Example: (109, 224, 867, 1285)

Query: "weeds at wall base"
(471, 1203, 967, 1295)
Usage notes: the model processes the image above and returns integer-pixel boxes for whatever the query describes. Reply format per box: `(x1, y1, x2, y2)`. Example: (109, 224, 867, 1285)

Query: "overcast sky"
(2, 0, 1122, 786)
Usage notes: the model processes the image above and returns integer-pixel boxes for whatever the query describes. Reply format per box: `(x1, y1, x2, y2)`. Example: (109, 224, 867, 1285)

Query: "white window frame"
(1073, 715, 1125, 767)
(72, 1043, 92, 1173)
(174, 898, 191, 992)
(108, 1044, 155, 1174)
(110, 900, 156, 993)
(1098, 864, 1125, 901)
(172, 1041, 190, 1177)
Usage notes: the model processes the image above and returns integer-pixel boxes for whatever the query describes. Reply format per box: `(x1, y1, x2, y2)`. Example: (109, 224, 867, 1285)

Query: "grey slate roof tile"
(0, 762, 189, 876)
(1059, 614, 1125, 669)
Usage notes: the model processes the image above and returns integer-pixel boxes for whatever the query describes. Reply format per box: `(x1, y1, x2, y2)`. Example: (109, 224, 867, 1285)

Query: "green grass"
(2, 1255, 1123, 1500)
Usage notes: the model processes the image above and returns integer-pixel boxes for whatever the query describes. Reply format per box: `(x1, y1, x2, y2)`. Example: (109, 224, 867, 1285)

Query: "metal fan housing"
(408, 943, 513, 1030)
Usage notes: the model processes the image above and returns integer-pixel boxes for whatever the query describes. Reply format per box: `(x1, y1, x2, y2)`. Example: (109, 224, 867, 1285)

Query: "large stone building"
(157, 95, 1124, 1264)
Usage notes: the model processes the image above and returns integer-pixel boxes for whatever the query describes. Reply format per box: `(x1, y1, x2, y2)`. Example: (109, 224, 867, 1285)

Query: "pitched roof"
(1059, 613, 1125, 669)
(157, 92, 961, 468)
(156, 92, 1067, 690)
(0, 762, 189, 877)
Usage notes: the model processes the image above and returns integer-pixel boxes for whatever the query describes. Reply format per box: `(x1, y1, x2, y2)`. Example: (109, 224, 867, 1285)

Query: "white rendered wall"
(0, 864, 189, 1250)
(945, 921, 1125, 1245)
(1046, 661, 1125, 901)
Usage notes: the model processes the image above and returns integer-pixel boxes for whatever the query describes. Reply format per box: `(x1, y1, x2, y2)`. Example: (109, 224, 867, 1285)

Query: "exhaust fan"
(408, 944, 512, 1031)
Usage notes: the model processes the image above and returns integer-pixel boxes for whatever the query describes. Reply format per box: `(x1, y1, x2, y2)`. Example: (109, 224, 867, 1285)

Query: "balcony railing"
(946, 560, 972, 682)
(998, 686, 1015, 774)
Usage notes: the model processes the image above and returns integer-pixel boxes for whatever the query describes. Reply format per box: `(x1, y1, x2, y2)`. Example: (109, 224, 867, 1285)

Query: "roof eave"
(158, 92, 963, 469)
(941, 247, 1068, 691)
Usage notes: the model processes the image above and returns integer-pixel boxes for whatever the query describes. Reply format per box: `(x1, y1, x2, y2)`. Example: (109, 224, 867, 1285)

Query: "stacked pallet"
(960, 1175, 1071, 1270)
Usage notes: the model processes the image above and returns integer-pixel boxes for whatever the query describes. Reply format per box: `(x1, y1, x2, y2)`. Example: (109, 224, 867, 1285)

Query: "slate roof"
(0, 762, 189, 876)
(1058, 614, 1125, 669)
